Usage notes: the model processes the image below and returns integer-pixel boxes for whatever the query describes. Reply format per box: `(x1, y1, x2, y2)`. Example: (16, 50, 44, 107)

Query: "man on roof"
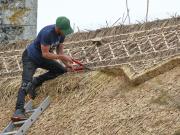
(11, 16, 74, 121)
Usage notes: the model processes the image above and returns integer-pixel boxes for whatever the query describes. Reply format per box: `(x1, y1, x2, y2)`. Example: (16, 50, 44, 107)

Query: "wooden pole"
(146, 0, 149, 22)
(126, 0, 130, 24)
(106, 20, 109, 27)
(112, 17, 121, 26)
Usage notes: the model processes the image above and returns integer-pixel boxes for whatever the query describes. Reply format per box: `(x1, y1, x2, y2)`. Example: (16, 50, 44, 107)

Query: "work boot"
(11, 109, 27, 122)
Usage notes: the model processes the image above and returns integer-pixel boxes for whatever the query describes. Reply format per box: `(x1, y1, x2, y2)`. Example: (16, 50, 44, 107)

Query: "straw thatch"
(0, 68, 180, 134)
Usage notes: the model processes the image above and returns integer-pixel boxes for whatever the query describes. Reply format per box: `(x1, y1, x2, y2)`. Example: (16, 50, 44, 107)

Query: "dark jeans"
(15, 50, 67, 110)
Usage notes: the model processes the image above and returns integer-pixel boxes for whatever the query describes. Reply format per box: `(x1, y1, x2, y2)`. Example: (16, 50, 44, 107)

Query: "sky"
(37, 0, 180, 33)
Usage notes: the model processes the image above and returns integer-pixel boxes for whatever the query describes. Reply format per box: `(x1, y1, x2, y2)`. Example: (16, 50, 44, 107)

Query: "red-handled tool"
(72, 59, 91, 71)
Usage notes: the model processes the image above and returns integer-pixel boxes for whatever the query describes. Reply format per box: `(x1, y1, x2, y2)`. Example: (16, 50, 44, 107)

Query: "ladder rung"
(13, 120, 26, 126)
(2, 130, 17, 135)
(25, 109, 37, 113)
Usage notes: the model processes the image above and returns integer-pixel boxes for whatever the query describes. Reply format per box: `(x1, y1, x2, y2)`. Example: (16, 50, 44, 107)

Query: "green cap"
(56, 16, 74, 36)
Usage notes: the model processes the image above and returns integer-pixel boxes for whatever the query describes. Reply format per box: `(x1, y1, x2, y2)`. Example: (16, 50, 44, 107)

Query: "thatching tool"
(72, 59, 92, 72)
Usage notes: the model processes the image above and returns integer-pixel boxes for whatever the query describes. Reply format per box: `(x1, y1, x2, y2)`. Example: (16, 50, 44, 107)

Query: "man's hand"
(60, 55, 73, 63)
(65, 63, 75, 72)
(58, 55, 75, 71)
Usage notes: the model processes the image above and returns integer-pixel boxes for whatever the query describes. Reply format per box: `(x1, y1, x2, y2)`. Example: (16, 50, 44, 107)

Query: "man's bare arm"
(41, 45, 73, 63)
(56, 44, 74, 69)
(56, 44, 64, 54)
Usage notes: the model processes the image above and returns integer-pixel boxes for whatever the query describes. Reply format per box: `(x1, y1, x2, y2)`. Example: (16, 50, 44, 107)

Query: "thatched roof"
(0, 17, 180, 135)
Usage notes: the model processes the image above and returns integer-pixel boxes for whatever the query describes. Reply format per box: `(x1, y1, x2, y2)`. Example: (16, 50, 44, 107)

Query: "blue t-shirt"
(27, 24, 65, 64)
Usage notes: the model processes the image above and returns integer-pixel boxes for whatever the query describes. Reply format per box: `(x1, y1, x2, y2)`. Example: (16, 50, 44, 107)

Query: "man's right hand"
(65, 63, 75, 72)
(59, 55, 73, 63)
